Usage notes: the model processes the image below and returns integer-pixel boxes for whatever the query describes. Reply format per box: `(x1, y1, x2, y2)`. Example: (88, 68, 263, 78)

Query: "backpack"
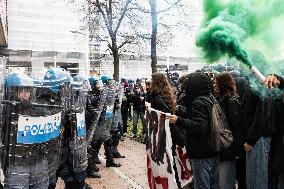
(197, 95, 234, 152)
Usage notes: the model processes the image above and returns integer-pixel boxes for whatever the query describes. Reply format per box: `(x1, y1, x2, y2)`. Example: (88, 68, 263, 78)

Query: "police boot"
(112, 137, 125, 158)
(105, 142, 121, 167)
(83, 183, 93, 189)
(65, 181, 82, 189)
(106, 160, 121, 167)
(112, 147, 125, 158)
(88, 171, 101, 179)
(91, 140, 102, 164)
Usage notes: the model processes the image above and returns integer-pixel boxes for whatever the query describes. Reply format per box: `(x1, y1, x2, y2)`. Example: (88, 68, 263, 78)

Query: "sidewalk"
(56, 138, 148, 189)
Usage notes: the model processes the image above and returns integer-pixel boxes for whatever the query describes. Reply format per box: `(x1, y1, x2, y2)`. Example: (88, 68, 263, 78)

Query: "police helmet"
(101, 75, 112, 84)
(43, 68, 72, 92)
(88, 76, 99, 86)
(5, 72, 34, 88)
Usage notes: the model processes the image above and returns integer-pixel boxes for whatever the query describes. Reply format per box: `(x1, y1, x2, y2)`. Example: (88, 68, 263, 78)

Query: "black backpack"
(197, 95, 234, 152)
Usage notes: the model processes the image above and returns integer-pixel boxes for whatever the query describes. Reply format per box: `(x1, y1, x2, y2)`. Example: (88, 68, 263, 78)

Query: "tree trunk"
(150, 0, 158, 74)
(113, 48, 120, 82)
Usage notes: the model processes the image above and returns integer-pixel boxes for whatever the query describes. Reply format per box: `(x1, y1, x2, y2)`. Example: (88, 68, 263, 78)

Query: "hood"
(185, 72, 213, 104)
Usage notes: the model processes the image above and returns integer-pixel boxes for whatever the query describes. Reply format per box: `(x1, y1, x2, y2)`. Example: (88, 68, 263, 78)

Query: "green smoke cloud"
(196, 0, 284, 67)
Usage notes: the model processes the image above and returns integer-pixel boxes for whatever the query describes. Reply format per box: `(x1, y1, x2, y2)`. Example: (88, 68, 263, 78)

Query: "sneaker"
(129, 133, 135, 138)
(123, 133, 127, 137)
(106, 161, 121, 167)
(120, 136, 124, 141)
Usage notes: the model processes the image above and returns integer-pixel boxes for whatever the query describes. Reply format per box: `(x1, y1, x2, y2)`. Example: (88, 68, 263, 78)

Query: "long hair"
(151, 73, 176, 113)
(215, 73, 237, 97)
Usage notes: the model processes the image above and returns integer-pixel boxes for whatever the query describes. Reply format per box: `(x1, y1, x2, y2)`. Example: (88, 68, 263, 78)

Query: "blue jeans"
(246, 137, 271, 189)
(132, 111, 146, 135)
(191, 157, 219, 189)
(218, 160, 236, 189)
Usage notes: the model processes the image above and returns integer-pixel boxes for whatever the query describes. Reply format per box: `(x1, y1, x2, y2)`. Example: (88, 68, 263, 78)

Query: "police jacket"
(86, 91, 101, 127)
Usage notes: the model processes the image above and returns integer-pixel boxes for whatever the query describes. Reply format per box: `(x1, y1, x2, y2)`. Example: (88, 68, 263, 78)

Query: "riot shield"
(1, 85, 63, 187)
(86, 86, 108, 143)
(34, 86, 64, 180)
(93, 84, 116, 141)
(0, 58, 5, 186)
(68, 84, 88, 173)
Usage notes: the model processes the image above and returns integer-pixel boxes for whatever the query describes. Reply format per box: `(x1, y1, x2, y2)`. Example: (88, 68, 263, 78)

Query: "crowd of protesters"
(120, 65, 284, 189)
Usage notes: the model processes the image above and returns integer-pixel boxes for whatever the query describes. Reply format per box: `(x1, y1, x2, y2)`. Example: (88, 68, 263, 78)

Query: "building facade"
(0, 0, 7, 48)
(7, 0, 89, 78)
(92, 53, 203, 80)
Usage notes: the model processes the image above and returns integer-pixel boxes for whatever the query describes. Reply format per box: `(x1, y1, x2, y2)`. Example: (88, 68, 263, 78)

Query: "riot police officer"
(1, 72, 58, 189)
(91, 76, 121, 167)
(46, 71, 91, 189)
(85, 76, 106, 178)
(111, 83, 125, 158)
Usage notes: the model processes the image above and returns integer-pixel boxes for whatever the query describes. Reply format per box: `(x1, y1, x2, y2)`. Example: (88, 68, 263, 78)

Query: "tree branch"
(114, 0, 133, 35)
(157, 0, 182, 14)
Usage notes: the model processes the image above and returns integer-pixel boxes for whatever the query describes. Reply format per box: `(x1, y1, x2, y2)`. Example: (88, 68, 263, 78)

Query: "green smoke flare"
(196, 0, 284, 67)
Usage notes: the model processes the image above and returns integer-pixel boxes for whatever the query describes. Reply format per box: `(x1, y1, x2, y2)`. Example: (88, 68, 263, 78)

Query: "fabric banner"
(146, 108, 192, 189)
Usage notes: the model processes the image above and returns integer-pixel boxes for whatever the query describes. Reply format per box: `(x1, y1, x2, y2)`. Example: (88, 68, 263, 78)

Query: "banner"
(17, 112, 61, 144)
(146, 108, 192, 189)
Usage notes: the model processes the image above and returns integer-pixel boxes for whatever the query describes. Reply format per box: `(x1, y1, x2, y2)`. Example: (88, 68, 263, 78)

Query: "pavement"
(56, 138, 148, 189)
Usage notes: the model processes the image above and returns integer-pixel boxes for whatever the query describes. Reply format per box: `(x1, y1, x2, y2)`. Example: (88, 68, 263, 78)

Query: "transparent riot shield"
(34, 86, 64, 181)
(2, 86, 63, 187)
(86, 86, 108, 143)
(93, 84, 116, 141)
(0, 58, 5, 186)
(68, 84, 88, 173)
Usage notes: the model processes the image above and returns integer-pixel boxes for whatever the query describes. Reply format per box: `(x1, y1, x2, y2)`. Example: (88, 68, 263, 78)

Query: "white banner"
(146, 108, 192, 189)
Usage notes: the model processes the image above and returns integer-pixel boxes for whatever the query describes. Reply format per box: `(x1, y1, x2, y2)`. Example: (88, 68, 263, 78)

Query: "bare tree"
(65, 0, 194, 79)
(87, 0, 144, 81)
(134, 0, 188, 73)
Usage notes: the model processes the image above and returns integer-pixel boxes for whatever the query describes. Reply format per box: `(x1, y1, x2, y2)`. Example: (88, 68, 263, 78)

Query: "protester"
(121, 87, 131, 136)
(215, 73, 243, 189)
(241, 82, 277, 189)
(167, 72, 219, 189)
(130, 85, 146, 138)
(265, 74, 284, 89)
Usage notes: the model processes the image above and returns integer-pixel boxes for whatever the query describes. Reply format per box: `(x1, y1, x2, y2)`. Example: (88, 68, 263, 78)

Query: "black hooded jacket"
(218, 95, 243, 160)
(175, 73, 217, 159)
(241, 87, 277, 147)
